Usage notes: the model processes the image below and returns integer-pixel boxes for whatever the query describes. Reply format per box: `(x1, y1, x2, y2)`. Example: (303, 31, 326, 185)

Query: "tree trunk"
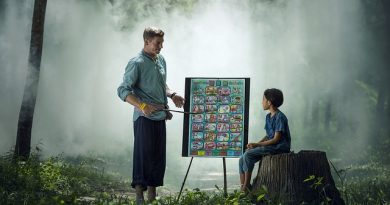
(252, 150, 344, 205)
(14, 0, 47, 159)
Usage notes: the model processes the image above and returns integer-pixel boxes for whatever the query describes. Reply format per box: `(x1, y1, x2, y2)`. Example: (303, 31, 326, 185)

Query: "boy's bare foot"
(240, 183, 252, 194)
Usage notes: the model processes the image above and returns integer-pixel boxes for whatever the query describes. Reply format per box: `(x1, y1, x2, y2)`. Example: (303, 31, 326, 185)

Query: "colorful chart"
(182, 78, 250, 158)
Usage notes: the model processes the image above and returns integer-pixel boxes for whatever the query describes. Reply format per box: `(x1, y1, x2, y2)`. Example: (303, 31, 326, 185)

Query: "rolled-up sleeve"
(117, 61, 139, 101)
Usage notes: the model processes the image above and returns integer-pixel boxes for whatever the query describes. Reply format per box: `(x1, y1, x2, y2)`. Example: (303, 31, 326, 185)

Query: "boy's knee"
(244, 149, 257, 159)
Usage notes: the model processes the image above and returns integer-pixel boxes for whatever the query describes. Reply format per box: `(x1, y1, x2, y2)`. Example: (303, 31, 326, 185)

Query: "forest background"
(0, 0, 389, 203)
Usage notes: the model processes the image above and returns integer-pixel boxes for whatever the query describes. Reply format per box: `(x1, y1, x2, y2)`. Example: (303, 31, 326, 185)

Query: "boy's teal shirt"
(117, 50, 168, 121)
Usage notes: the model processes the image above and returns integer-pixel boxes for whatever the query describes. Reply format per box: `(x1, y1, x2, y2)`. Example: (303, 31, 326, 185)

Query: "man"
(117, 27, 185, 204)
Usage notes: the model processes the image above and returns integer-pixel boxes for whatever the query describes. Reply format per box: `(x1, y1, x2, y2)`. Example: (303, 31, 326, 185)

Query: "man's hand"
(139, 103, 157, 116)
(172, 94, 185, 108)
(165, 111, 173, 120)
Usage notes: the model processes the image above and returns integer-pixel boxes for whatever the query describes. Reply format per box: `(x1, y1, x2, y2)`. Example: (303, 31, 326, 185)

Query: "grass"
(0, 151, 132, 205)
(1, 151, 389, 204)
(333, 161, 390, 205)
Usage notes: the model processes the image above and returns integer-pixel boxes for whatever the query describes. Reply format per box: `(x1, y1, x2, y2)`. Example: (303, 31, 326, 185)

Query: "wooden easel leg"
(223, 157, 227, 197)
(177, 157, 194, 203)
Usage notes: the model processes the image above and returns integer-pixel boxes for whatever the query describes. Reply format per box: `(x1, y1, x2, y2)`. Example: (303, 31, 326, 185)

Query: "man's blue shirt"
(264, 111, 291, 151)
(117, 50, 167, 121)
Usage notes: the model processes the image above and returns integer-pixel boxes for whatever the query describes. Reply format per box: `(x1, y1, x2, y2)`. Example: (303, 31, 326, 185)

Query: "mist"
(1, 0, 388, 191)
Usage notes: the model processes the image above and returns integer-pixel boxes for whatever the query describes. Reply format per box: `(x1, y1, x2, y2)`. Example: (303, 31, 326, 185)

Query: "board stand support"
(222, 157, 227, 197)
(176, 157, 228, 203)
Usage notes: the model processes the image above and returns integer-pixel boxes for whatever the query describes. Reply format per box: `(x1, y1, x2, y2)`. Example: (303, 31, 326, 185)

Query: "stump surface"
(252, 150, 344, 205)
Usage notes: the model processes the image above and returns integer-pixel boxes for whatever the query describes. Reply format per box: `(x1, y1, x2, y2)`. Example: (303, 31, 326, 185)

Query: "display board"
(182, 78, 250, 157)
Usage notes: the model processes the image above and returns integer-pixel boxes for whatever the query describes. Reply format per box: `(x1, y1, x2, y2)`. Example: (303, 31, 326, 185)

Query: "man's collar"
(141, 49, 158, 62)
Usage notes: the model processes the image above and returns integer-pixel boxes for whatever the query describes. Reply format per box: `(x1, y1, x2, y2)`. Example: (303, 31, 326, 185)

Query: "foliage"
(332, 162, 390, 205)
(0, 151, 131, 205)
(110, 0, 199, 30)
(341, 176, 389, 205)
(152, 187, 249, 205)
(1, 150, 390, 204)
(303, 175, 332, 204)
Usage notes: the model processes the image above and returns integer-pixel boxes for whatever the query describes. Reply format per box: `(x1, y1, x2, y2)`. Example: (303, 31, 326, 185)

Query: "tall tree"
(14, 0, 47, 159)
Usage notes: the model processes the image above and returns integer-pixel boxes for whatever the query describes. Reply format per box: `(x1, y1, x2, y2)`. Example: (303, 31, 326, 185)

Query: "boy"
(239, 88, 291, 192)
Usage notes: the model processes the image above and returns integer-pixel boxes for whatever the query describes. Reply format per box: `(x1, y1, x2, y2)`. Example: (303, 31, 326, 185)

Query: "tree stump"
(252, 150, 344, 205)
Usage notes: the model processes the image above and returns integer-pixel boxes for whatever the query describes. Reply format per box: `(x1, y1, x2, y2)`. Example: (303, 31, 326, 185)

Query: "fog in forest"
(1, 0, 389, 190)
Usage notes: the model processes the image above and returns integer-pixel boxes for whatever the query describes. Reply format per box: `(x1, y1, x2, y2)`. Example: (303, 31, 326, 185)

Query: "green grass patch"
(0, 151, 131, 205)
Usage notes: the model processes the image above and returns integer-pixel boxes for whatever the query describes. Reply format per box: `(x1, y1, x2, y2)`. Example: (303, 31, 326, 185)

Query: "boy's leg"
(240, 152, 253, 192)
(243, 171, 252, 192)
(241, 147, 273, 191)
(240, 173, 245, 191)
(147, 186, 156, 202)
(240, 173, 245, 185)
(239, 156, 245, 190)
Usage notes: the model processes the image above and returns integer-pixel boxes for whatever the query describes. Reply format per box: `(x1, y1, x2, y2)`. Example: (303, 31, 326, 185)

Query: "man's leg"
(147, 186, 156, 202)
(135, 185, 145, 205)
(133, 118, 147, 205)
(146, 120, 166, 202)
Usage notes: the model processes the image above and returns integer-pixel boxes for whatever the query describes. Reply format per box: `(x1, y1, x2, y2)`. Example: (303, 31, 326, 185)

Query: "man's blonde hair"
(143, 27, 164, 40)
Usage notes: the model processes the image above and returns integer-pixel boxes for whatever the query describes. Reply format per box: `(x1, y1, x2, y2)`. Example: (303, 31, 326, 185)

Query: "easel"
(176, 77, 250, 202)
(176, 157, 228, 203)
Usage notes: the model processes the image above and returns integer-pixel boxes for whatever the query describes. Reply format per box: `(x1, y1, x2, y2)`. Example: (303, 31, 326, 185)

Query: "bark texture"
(252, 150, 344, 205)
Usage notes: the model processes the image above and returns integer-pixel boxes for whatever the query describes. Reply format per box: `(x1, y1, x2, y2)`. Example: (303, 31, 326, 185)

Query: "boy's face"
(262, 95, 270, 110)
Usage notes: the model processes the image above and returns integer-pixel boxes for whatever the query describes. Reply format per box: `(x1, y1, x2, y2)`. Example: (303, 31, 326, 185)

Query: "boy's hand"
(246, 143, 259, 150)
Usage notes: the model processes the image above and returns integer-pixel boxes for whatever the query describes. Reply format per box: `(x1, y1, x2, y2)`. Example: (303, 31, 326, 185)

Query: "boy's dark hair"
(143, 27, 164, 40)
(264, 88, 284, 108)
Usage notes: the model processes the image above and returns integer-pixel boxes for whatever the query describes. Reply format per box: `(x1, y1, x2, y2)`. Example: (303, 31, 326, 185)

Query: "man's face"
(144, 36, 164, 57)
